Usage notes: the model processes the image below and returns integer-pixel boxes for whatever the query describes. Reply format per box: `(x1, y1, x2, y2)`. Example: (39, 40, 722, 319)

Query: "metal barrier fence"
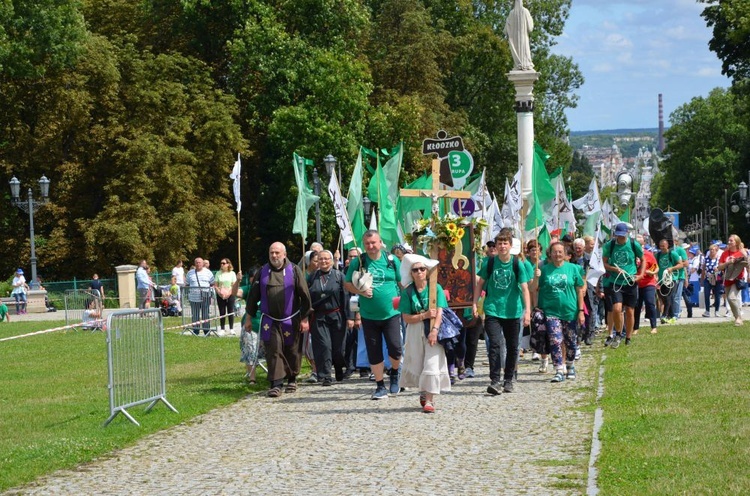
(180, 287, 219, 335)
(104, 308, 178, 426)
(64, 289, 104, 331)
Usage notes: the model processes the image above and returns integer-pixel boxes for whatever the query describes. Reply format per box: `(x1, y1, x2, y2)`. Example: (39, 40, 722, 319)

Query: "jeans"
(703, 280, 723, 312)
(484, 316, 519, 383)
(634, 285, 657, 330)
(671, 279, 684, 319)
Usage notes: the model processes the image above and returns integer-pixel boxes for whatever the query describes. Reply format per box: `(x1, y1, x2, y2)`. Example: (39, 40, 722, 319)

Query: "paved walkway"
(7, 347, 596, 495)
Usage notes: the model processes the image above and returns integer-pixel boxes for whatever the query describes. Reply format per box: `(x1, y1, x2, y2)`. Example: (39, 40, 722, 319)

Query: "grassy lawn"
(0, 319, 269, 492)
(598, 322, 750, 495)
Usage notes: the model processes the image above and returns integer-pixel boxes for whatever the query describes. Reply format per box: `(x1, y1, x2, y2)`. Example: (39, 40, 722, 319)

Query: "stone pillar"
(506, 70, 540, 200)
(26, 289, 48, 313)
(115, 265, 138, 309)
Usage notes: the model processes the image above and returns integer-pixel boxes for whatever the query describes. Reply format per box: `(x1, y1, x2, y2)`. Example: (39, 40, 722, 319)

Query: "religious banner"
(422, 130, 474, 188)
(326, 169, 354, 244)
(572, 178, 601, 216)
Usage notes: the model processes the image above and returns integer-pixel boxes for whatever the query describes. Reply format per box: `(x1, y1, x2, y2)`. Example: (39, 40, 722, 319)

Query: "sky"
(552, 0, 731, 132)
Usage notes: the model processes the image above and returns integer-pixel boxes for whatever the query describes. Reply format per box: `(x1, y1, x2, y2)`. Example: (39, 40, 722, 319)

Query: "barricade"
(181, 287, 219, 336)
(104, 308, 178, 426)
(64, 289, 104, 331)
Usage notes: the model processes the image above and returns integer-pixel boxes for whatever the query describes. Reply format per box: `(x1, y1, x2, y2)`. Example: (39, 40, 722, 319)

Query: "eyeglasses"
(318, 257, 332, 261)
(411, 267, 427, 273)
(220, 262, 228, 265)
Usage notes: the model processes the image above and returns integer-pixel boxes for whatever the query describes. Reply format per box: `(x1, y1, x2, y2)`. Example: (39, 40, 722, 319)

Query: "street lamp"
(8, 175, 51, 290)
(362, 196, 372, 225)
(324, 154, 345, 257)
(312, 167, 321, 243)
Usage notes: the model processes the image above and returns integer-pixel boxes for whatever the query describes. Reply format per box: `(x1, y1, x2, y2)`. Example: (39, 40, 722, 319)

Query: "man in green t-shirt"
(655, 238, 684, 324)
(602, 223, 645, 347)
(344, 230, 402, 400)
(473, 232, 530, 395)
(670, 242, 689, 320)
(0, 302, 10, 322)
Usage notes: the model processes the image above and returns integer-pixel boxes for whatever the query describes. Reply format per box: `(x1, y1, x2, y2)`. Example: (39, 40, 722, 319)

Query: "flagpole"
(237, 211, 241, 271)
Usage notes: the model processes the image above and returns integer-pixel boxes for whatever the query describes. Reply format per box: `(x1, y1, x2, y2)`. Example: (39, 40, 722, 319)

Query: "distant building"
(582, 144, 624, 188)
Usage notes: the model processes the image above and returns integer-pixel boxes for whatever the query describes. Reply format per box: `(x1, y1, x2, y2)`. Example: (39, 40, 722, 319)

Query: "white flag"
(572, 178, 601, 216)
(587, 224, 606, 287)
(508, 170, 523, 222)
(327, 169, 354, 244)
(229, 153, 241, 212)
(556, 175, 577, 231)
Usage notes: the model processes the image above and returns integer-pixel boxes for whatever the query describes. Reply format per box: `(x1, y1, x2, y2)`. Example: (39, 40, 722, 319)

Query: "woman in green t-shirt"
(537, 242, 585, 384)
(398, 254, 451, 413)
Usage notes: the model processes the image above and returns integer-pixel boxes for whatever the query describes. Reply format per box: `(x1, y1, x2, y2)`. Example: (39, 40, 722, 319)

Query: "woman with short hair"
(701, 244, 723, 317)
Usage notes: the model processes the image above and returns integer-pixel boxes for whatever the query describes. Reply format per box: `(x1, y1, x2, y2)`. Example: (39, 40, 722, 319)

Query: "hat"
(720, 243, 727, 249)
(400, 253, 439, 286)
(689, 247, 700, 255)
(614, 223, 629, 237)
(485, 240, 496, 248)
(681, 243, 691, 249)
(510, 238, 522, 255)
(561, 234, 574, 243)
(16, 268, 23, 274)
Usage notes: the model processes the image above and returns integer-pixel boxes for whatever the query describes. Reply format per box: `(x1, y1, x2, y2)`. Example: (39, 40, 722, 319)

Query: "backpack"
(484, 255, 521, 290)
(608, 237, 637, 256)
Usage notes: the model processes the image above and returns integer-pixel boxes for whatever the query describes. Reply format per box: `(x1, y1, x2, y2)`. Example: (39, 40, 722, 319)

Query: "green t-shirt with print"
(398, 283, 448, 315)
(602, 238, 644, 280)
(345, 252, 401, 320)
(478, 256, 531, 319)
(673, 246, 688, 280)
(538, 262, 584, 321)
(656, 250, 682, 281)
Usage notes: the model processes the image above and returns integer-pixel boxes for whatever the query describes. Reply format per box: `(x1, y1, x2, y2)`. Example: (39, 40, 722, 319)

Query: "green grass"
(0, 319, 272, 492)
(597, 322, 750, 495)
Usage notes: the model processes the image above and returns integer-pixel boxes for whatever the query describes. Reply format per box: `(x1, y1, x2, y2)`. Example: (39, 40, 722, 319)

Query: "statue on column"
(505, 0, 534, 71)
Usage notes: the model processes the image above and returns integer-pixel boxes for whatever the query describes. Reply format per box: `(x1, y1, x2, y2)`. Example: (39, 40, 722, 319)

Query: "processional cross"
(399, 158, 471, 328)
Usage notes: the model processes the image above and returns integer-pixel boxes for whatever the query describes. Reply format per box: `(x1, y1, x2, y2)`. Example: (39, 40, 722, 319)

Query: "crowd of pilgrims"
(226, 226, 748, 413)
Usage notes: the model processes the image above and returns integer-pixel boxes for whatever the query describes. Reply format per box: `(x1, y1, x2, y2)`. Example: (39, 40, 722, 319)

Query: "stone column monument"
(115, 264, 138, 309)
(505, 0, 540, 200)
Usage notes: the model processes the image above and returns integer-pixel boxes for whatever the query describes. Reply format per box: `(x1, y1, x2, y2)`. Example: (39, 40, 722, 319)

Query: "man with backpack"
(344, 230, 403, 400)
(473, 231, 531, 395)
(602, 223, 645, 347)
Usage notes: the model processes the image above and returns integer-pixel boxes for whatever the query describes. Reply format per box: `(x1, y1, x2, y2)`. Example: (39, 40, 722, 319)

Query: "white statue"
(505, 0, 534, 71)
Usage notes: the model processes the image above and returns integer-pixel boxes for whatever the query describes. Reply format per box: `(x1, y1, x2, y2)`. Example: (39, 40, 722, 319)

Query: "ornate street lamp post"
(8, 175, 51, 289)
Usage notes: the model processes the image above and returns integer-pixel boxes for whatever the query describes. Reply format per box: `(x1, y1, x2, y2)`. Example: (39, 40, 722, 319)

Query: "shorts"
(361, 315, 402, 365)
(604, 283, 638, 309)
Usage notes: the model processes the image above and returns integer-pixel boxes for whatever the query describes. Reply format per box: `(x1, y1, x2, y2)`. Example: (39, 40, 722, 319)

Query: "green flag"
(291, 153, 319, 243)
(368, 156, 399, 248)
(524, 142, 556, 231)
(538, 224, 551, 259)
(345, 148, 366, 248)
(619, 206, 631, 223)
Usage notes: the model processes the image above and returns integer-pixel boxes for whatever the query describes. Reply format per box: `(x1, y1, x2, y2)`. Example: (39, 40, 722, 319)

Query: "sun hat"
(614, 223, 629, 237)
(400, 253, 439, 287)
(16, 268, 23, 274)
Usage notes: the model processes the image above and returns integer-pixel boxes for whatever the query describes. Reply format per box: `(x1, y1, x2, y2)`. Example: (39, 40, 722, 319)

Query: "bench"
(1, 290, 49, 313)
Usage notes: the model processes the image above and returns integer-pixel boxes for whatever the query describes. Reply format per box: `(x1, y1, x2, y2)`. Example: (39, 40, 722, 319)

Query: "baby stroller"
(157, 285, 182, 317)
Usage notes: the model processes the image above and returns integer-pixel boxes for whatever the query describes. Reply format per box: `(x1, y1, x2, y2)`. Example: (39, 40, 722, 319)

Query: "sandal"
(285, 382, 298, 393)
(267, 387, 282, 398)
(423, 401, 435, 413)
(550, 372, 565, 383)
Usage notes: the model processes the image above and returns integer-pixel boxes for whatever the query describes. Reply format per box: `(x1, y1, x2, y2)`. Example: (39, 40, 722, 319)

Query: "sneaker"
(464, 367, 475, 378)
(216, 329, 226, 337)
(625, 338, 631, 345)
(667, 318, 677, 325)
(389, 370, 400, 395)
(551, 371, 565, 383)
(371, 385, 389, 400)
(575, 348, 582, 360)
(369, 373, 376, 381)
(566, 366, 576, 380)
(604, 336, 613, 347)
(531, 352, 540, 361)
(227, 328, 236, 336)
(584, 336, 593, 346)
(305, 373, 319, 384)
(359, 369, 369, 378)
(611, 336, 621, 349)
(502, 380, 514, 393)
(486, 381, 503, 395)
(702, 311, 711, 318)
(457, 367, 466, 380)
(322, 377, 333, 386)
(423, 401, 435, 413)
(538, 358, 549, 373)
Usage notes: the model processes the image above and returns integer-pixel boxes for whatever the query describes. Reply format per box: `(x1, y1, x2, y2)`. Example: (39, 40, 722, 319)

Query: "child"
(0, 302, 10, 322)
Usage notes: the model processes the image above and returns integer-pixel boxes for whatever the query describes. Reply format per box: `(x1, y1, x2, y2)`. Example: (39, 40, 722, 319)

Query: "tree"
(700, 0, 750, 82)
(653, 88, 748, 226)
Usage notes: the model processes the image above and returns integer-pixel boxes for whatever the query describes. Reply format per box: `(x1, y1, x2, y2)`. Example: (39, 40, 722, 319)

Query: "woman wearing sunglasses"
(398, 254, 451, 413)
